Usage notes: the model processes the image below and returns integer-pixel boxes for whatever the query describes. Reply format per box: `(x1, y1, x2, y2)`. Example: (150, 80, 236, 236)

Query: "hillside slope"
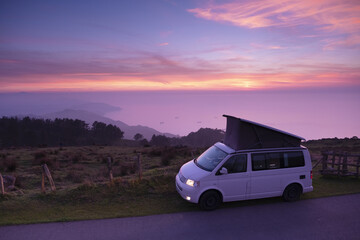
(42, 109, 176, 140)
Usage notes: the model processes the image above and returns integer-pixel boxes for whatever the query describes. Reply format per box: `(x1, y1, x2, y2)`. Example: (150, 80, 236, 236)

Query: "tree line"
(0, 116, 225, 148)
(149, 128, 225, 148)
(0, 117, 124, 147)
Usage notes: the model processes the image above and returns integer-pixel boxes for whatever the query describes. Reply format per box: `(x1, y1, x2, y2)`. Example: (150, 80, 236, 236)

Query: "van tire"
(283, 184, 302, 202)
(199, 190, 221, 210)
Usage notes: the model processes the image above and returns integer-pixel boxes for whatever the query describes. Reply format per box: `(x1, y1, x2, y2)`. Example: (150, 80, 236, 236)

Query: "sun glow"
(1, 71, 355, 92)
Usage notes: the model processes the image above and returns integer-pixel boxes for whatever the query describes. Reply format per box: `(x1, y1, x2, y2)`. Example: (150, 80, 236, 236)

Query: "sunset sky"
(1, 0, 359, 91)
(0, 0, 359, 139)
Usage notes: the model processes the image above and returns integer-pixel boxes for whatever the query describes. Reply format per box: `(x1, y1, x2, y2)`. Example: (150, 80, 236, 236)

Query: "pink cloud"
(250, 43, 286, 50)
(188, 0, 360, 48)
(0, 59, 20, 63)
(158, 42, 169, 46)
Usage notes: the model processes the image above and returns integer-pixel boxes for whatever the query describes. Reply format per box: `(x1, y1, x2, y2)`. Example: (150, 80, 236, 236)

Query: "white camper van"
(175, 115, 313, 210)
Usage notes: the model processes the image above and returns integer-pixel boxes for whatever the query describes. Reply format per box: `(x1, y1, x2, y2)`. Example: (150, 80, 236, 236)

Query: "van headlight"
(186, 179, 199, 187)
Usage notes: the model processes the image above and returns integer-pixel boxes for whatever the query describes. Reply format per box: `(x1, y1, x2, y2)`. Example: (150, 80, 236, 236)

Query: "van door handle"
(300, 175, 305, 179)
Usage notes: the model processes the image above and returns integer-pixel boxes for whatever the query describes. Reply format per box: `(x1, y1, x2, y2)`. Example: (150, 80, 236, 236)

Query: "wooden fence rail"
(320, 151, 360, 177)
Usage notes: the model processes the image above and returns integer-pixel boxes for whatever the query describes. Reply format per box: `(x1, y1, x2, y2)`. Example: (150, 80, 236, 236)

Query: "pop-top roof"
(223, 115, 305, 151)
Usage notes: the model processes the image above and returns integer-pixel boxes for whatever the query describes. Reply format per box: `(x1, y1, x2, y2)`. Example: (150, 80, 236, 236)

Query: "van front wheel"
(199, 190, 221, 210)
(283, 184, 302, 202)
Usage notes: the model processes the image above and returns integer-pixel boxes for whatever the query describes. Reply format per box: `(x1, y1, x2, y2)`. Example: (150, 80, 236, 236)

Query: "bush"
(161, 151, 176, 166)
(71, 153, 83, 163)
(120, 165, 129, 176)
(1, 159, 18, 172)
(118, 162, 137, 176)
(148, 148, 162, 157)
(51, 150, 59, 155)
(161, 155, 170, 166)
(15, 175, 23, 188)
(66, 171, 83, 183)
(34, 151, 47, 160)
(32, 157, 54, 167)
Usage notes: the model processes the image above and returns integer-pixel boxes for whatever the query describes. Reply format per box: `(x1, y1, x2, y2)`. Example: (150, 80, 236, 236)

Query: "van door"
(249, 152, 283, 199)
(216, 154, 250, 202)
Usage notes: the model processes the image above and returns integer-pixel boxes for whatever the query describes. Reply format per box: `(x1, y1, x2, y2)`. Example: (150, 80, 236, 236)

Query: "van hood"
(180, 160, 211, 181)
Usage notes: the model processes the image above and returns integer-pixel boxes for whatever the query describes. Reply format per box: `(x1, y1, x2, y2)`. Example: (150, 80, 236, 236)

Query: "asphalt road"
(1, 194, 360, 240)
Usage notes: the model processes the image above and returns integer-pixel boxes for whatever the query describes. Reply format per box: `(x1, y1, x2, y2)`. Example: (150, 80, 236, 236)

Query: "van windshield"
(194, 145, 228, 172)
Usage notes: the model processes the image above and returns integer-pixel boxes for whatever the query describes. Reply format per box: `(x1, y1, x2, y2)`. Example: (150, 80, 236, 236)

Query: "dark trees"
(0, 117, 124, 147)
(133, 133, 143, 141)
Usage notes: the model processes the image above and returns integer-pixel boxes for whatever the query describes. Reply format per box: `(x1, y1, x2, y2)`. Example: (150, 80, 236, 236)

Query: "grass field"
(0, 140, 360, 225)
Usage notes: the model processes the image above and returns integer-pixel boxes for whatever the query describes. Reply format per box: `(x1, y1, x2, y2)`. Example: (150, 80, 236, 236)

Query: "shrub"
(118, 162, 137, 176)
(32, 157, 54, 167)
(66, 171, 83, 183)
(161, 156, 170, 166)
(71, 153, 83, 163)
(161, 151, 176, 166)
(4, 158, 18, 172)
(101, 156, 112, 164)
(72, 164, 84, 171)
(34, 151, 46, 160)
(148, 148, 162, 157)
(15, 175, 23, 188)
(119, 164, 129, 176)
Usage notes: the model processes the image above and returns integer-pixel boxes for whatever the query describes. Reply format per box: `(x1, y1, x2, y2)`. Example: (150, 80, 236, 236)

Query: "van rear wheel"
(199, 191, 221, 210)
(283, 184, 302, 202)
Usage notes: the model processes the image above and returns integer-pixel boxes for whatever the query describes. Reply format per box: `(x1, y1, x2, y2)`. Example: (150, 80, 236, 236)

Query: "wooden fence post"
(107, 157, 114, 183)
(42, 164, 56, 191)
(321, 152, 328, 173)
(337, 154, 342, 176)
(331, 152, 335, 168)
(137, 153, 142, 181)
(41, 170, 45, 193)
(0, 173, 5, 195)
(343, 152, 348, 174)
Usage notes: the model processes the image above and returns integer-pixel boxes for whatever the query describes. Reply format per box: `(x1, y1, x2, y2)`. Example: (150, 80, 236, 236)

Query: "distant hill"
(42, 109, 176, 140)
(71, 102, 122, 116)
(180, 128, 225, 147)
(149, 128, 225, 148)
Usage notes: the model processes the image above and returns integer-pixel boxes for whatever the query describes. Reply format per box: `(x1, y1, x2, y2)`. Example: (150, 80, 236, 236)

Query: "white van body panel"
(180, 160, 209, 181)
(176, 143, 313, 205)
(216, 171, 250, 201)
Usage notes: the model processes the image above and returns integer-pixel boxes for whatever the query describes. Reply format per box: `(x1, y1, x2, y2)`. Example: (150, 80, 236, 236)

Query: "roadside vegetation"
(0, 137, 359, 225)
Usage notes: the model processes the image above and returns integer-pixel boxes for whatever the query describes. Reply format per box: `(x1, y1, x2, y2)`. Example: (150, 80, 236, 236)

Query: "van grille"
(179, 172, 186, 183)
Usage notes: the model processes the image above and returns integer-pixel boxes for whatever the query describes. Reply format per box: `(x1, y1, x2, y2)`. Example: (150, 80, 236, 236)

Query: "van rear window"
(252, 151, 305, 171)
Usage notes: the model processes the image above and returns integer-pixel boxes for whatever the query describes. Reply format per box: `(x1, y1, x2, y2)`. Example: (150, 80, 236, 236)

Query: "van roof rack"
(223, 115, 305, 151)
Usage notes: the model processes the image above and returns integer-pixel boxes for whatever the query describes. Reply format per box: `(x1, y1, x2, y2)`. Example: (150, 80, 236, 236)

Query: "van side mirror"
(220, 167, 228, 175)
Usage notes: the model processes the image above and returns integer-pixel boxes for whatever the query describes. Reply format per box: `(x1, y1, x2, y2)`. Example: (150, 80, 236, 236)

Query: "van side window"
(284, 151, 305, 168)
(222, 154, 247, 173)
(252, 154, 266, 170)
(252, 151, 305, 171)
(266, 153, 281, 169)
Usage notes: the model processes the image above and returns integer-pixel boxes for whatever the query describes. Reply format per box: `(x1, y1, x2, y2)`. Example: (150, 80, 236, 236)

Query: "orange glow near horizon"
(1, 71, 357, 92)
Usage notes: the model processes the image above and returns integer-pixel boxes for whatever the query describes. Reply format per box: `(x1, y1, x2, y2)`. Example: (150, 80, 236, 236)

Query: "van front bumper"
(175, 173, 199, 203)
